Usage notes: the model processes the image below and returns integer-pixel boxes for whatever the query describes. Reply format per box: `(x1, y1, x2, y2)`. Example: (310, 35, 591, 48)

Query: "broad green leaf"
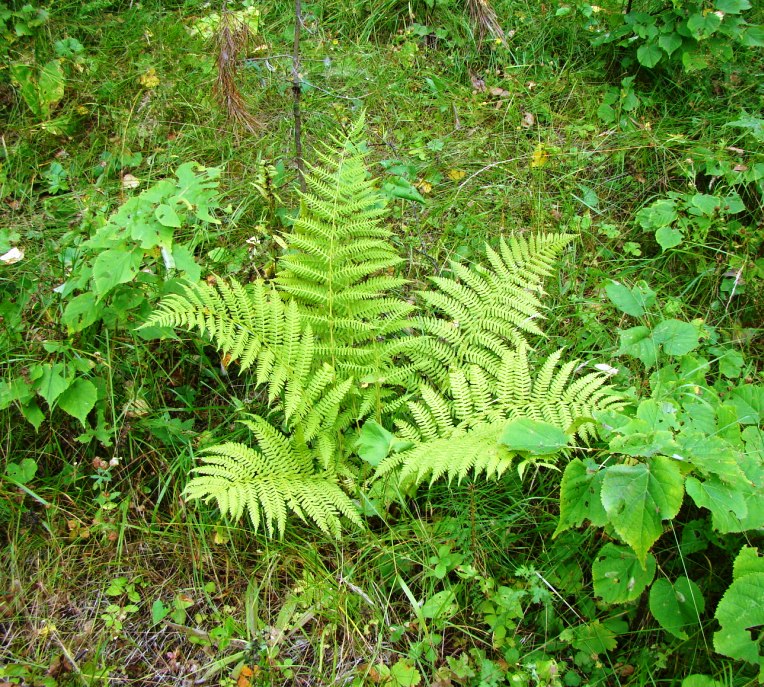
(5, 458, 38, 484)
(420, 589, 457, 619)
(37, 60, 65, 116)
(155, 203, 182, 228)
(714, 547, 764, 668)
(637, 43, 663, 68)
(741, 25, 764, 47)
(92, 248, 140, 297)
(604, 280, 655, 317)
(172, 244, 201, 282)
(617, 326, 658, 368)
(10, 63, 42, 117)
(57, 378, 98, 427)
(655, 225, 683, 250)
(729, 385, 764, 424)
(652, 319, 699, 356)
(358, 420, 412, 467)
(569, 620, 620, 655)
(658, 33, 682, 56)
(687, 12, 722, 38)
(62, 292, 103, 333)
(690, 193, 720, 216)
(35, 362, 70, 407)
(682, 676, 724, 687)
(389, 660, 421, 687)
(678, 432, 745, 483)
(714, 0, 750, 13)
(649, 576, 705, 639)
(554, 459, 608, 536)
(601, 456, 684, 565)
(636, 198, 677, 229)
(500, 418, 569, 455)
(382, 178, 425, 203)
(151, 599, 170, 625)
(592, 543, 656, 603)
(21, 399, 45, 430)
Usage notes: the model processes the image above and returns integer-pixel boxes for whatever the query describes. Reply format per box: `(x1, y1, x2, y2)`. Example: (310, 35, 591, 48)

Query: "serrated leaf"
(155, 203, 182, 228)
(500, 418, 569, 455)
(57, 378, 98, 427)
(605, 280, 656, 317)
(569, 620, 619, 655)
(655, 225, 683, 250)
(601, 456, 684, 565)
(652, 319, 699, 356)
(555, 459, 608, 536)
(92, 248, 140, 297)
(714, 547, 764, 668)
(593, 543, 656, 603)
(649, 576, 705, 639)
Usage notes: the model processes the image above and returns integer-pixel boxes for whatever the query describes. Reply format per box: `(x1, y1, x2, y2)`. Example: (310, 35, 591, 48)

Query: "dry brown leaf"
(522, 112, 535, 127)
(121, 174, 139, 190)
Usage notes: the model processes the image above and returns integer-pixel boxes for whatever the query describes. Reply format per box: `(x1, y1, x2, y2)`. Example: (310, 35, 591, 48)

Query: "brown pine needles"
(213, 6, 260, 133)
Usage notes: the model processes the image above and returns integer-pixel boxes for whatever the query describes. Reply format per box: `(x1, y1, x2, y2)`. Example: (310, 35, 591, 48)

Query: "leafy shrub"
(557, 0, 764, 71)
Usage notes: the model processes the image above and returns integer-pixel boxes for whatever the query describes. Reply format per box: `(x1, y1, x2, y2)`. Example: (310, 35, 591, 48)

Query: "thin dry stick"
(467, 0, 505, 43)
(292, 0, 306, 191)
(213, 2, 259, 133)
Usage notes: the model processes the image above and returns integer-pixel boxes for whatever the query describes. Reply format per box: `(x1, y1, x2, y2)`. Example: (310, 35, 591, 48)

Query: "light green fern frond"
(376, 421, 514, 486)
(185, 416, 362, 537)
(377, 345, 623, 487)
(411, 233, 576, 385)
(142, 278, 316, 402)
(276, 114, 413, 362)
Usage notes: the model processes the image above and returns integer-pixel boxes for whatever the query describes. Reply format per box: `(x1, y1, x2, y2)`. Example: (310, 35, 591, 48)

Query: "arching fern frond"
(142, 278, 316, 402)
(377, 345, 624, 487)
(185, 416, 362, 537)
(411, 233, 576, 386)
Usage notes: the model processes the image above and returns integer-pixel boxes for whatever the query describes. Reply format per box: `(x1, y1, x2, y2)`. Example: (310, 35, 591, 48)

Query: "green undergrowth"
(1, 0, 763, 684)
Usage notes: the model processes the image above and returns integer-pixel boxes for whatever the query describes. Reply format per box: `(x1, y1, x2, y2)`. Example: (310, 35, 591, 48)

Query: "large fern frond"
(377, 346, 624, 487)
(185, 416, 362, 537)
(143, 278, 316, 402)
(276, 115, 413, 363)
(410, 233, 576, 386)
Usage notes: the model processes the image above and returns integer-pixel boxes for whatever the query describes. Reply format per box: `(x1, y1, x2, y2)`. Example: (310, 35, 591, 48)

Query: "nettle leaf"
(637, 42, 663, 68)
(92, 247, 142, 297)
(57, 378, 98, 427)
(714, 547, 764, 669)
(358, 420, 413, 467)
(729, 385, 764, 424)
(555, 458, 608, 536)
(656, 225, 683, 251)
(605, 280, 655, 317)
(593, 543, 656, 603)
(649, 576, 705, 639)
(601, 456, 684, 565)
(500, 418, 569, 455)
(651, 319, 699, 356)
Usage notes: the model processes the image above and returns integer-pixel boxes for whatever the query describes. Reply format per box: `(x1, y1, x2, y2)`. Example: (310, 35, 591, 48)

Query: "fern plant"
(143, 114, 622, 537)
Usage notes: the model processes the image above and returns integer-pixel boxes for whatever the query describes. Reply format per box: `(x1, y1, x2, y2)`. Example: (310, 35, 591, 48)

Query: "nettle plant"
(557, 0, 763, 71)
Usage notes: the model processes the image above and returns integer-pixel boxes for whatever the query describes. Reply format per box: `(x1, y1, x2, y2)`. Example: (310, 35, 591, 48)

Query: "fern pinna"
(143, 115, 622, 537)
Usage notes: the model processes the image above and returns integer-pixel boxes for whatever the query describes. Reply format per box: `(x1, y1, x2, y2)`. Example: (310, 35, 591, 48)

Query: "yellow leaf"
(530, 144, 548, 168)
(415, 180, 432, 194)
(139, 68, 160, 89)
(447, 168, 466, 181)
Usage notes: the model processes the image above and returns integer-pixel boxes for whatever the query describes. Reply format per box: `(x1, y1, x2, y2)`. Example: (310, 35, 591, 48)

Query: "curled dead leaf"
(0, 247, 24, 265)
(121, 174, 140, 189)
